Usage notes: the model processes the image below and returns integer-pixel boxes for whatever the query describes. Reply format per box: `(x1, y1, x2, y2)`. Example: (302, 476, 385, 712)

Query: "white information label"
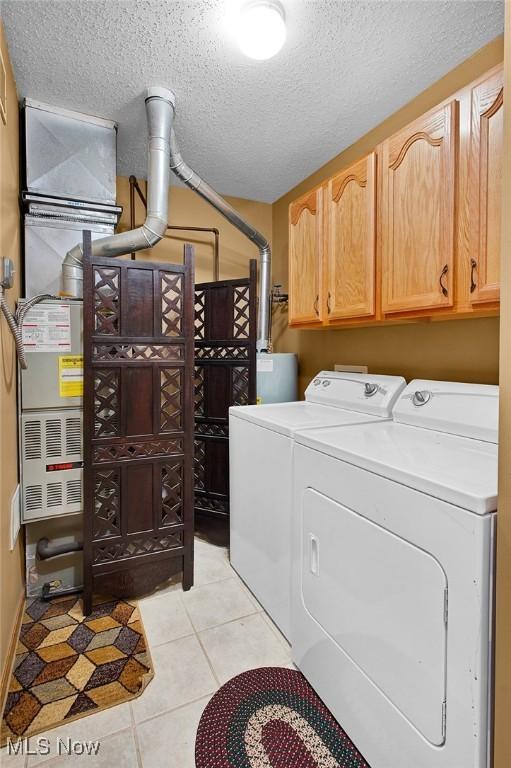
(257, 358, 274, 373)
(22, 304, 72, 352)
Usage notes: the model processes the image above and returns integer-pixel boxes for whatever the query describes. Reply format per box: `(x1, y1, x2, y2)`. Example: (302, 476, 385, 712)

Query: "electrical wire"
(0, 287, 55, 369)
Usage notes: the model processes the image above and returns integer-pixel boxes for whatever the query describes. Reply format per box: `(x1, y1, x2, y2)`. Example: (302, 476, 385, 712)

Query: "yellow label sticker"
(58, 355, 84, 398)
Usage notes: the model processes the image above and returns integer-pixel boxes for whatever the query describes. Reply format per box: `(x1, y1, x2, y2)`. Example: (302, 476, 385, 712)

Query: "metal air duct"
(168, 127, 271, 352)
(62, 87, 175, 296)
(61, 88, 272, 351)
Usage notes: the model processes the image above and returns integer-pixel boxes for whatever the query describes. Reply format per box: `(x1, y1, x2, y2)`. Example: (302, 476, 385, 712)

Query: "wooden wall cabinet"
(381, 102, 457, 315)
(325, 152, 377, 320)
(288, 188, 323, 325)
(287, 64, 503, 331)
(468, 67, 504, 305)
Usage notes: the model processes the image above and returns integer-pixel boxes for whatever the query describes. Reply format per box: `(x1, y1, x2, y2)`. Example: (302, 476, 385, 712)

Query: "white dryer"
(292, 379, 499, 768)
(229, 371, 406, 640)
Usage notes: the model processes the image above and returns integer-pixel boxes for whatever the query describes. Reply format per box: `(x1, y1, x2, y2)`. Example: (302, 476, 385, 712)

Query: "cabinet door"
(289, 189, 323, 324)
(381, 102, 457, 314)
(326, 152, 376, 320)
(469, 67, 503, 305)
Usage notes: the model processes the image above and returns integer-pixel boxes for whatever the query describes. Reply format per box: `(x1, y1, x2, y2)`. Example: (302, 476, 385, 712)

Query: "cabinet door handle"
(327, 292, 332, 314)
(439, 264, 449, 297)
(470, 258, 477, 293)
(313, 295, 319, 316)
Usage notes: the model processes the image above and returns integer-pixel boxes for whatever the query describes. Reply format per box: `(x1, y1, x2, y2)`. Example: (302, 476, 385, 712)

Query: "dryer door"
(301, 489, 447, 746)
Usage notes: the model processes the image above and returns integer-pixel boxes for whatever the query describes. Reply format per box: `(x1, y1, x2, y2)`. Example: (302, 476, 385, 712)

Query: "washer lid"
(229, 401, 379, 438)
(296, 420, 498, 514)
(393, 379, 499, 443)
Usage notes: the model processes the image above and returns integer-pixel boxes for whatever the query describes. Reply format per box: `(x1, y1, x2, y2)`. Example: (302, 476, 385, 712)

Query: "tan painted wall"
(494, 5, 511, 766)
(116, 177, 272, 282)
(0, 22, 24, 684)
(272, 37, 503, 396)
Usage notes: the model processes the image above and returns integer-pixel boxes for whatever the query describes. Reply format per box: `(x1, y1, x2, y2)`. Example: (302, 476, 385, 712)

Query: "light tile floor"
(1, 535, 291, 768)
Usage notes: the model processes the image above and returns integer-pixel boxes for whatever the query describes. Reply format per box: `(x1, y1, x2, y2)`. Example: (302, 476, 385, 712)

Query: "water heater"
(256, 352, 298, 404)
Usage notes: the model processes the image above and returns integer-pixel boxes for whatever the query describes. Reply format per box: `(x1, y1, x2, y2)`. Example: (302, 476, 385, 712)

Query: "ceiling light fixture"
(236, 1, 286, 61)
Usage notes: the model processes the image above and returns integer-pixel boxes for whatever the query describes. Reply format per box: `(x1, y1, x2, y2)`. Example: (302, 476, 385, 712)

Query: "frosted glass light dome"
(237, 1, 286, 60)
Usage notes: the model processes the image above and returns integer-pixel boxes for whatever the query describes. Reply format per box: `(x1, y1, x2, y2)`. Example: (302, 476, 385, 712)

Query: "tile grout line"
(129, 702, 144, 768)
(139, 571, 235, 607)
(133, 693, 213, 728)
(178, 589, 222, 689)
(194, 630, 222, 690)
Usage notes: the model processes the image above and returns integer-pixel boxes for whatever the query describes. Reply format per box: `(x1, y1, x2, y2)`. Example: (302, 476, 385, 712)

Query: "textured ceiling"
(2, 0, 504, 202)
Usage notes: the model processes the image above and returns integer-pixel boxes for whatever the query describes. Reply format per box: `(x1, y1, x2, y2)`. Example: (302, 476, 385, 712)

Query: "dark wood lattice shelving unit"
(82, 233, 195, 615)
(193, 260, 257, 519)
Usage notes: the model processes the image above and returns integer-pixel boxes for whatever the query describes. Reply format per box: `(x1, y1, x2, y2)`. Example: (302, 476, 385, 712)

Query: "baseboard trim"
(0, 589, 25, 718)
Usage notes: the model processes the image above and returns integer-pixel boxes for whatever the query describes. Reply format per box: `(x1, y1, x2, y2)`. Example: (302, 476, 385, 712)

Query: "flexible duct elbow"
(169, 127, 272, 352)
(62, 87, 175, 297)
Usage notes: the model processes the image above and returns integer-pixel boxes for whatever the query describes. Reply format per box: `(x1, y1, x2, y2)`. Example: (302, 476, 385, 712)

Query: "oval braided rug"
(195, 667, 370, 768)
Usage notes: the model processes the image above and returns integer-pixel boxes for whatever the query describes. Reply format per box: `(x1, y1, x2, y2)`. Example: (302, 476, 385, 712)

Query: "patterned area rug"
(1, 595, 153, 746)
(195, 667, 370, 768)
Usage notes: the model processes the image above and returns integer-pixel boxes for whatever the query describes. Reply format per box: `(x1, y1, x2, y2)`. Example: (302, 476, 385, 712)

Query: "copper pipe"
(128, 175, 220, 280)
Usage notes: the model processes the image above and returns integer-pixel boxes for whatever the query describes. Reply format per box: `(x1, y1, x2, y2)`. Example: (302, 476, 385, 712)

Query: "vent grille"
(25, 485, 43, 512)
(24, 421, 42, 460)
(47, 482, 63, 507)
(66, 418, 82, 456)
(66, 479, 82, 506)
(46, 420, 62, 458)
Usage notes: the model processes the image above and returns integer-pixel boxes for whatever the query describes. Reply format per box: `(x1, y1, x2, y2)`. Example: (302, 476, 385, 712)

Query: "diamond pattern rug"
(1, 595, 153, 745)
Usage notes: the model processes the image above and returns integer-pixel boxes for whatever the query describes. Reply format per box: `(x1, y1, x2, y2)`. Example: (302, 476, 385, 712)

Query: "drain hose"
(37, 537, 84, 561)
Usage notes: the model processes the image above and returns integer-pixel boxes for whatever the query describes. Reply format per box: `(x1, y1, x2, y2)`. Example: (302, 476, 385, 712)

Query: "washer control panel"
(305, 371, 406, 417)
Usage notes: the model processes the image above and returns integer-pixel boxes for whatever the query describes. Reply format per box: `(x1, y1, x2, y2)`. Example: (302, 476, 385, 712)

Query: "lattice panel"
(195, 496, 228, 516)
(93, 469, 120, 539)
(233, 285, 250, 339)
(194, 366, 205, 416)
(160, 368, 183, 432)
(161, 273, 183, 337)
(94, 369, 119, 438)
(195, 346, 248, 360)
(232, 366, 250, 407)
(94, 267, 120, 335)
(93, 344, 183, 361)
(93, 532, 183, 564)
(93, 439, 183, 464)
(195, 290, 206, 341)
(194, 440, 206, 491)
(195, 423, 229, 438)
(193, 265, 256, 520)
(84, 244, 195, 613)
(161, 461, 183, 527)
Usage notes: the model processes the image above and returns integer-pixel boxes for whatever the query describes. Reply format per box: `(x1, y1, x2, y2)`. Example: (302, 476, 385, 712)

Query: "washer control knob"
(412, 390, 431, 407)
(322, 379, 331, 387)
(364, 382, 379, 397)
(313, 379, 321, 386)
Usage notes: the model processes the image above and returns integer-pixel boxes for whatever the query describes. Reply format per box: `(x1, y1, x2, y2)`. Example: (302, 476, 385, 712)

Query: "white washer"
(292, 379, 498, 768)
(229, 371, 406, 640)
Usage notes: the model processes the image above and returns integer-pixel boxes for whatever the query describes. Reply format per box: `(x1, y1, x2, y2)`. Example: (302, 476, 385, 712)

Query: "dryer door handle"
(309, 534, 320, 576)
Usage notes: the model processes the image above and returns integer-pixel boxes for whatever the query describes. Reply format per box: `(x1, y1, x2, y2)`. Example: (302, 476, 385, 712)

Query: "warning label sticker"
(58, 355, 84, 398)
(22, 304, 71, 352)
